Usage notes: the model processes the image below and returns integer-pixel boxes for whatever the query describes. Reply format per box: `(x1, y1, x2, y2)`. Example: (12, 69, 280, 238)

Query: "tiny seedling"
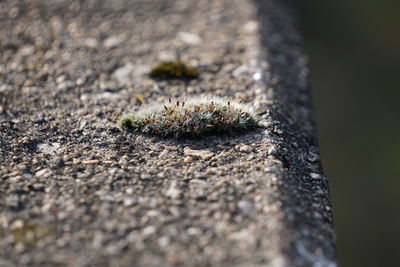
(149, 61, 199, 80)
(119, 97, 260, 138)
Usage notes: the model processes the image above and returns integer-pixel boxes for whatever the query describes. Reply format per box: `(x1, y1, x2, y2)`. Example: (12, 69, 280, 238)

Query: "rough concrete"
(0, 0, 336, 266)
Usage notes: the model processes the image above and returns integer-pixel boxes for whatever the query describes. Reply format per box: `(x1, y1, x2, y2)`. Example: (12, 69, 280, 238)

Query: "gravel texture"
(0, 0, 337, 266)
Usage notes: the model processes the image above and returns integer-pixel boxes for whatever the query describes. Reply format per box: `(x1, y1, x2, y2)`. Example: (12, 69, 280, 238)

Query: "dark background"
(298, 1, 400, 266)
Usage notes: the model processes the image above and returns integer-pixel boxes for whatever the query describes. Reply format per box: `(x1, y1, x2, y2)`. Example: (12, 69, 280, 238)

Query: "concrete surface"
(0, 0, 337, 266)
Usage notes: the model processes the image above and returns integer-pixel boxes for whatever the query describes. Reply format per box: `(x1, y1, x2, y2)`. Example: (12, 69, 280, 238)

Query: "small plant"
(119, 97, 260, 138)
(149, 61, 199, 80)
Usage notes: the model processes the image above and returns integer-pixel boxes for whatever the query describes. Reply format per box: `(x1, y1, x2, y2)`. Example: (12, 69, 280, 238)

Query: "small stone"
(183, 156, 193, 163)
(93, 92, 120, 101)
(37, 143, 61, 156)
(165, 146, 179, 151)
(194, 172, 208, 179)
(41, 203, 52, 213)
(146, 210, 160, 217)
(142, 226, 157, 237)
(79, 120, 87, 130)
(17, 164, 28, 171)
(238, 144, 253, 153)
(183, 147, 214, 160)
(205, 168, 217, 175)
(10, 219, 24, 230)
(165, 182, 182, 199)
(19, 45, 34, 56)
(22, 173, 33, 179)
(232, 167, 240, 174)
(189, 179, 209, 188)
(7, 171, 20, 178)
(84, 38, 99, 48)
(157, 172, 165, 178)
(82, 160, 99, 165)
(140, 173, 152, 180)
(76, 77, 86, 86)
(99, 80, 118, 91)
(55, 76, 65, 84)
(56, 81, 74, 91)
(53, 157, 64, 168)
(242, 20, 258, 33)
(307, 152, 320, 163)
(232, 65, 249, 77)
(158, 236, 171, 247)
(187, 227, 201, 236)
(310, 173, 321, 179)
(103, 35, 125, 48)
(35, 168, 52, 178)
(119, 158, 128, 167)
(31, 183, 44, 191)
(123, 197, 137, 207)
(177, 32, 201, 45)
(268, 146, 277, 156)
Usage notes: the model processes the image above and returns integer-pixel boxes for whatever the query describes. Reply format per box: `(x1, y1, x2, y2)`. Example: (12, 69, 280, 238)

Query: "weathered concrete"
(0, 0, 336, 266)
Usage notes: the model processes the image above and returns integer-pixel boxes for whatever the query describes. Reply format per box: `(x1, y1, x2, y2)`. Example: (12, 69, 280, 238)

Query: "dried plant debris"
(149, 61, 199, 80)
(119, 97, 260, 138)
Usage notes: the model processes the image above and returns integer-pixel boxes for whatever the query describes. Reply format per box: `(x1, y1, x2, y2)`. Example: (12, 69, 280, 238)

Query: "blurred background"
(298, 1, 400, 266)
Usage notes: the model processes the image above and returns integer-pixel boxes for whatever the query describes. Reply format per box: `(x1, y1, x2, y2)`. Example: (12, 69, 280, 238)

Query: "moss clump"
(12, 222, 49, 247)
(149, 61, 199, 80)
(119, 97, 260, 138)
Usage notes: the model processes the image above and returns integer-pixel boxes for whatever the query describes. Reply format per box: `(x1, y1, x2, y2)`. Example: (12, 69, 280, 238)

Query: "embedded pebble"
(82, 160, 100, 165)
(103, 35, 125, 48)
(177, 32, 202, 45)
(310, 173, 321, 179)
(165, 182, 182, 199)
(123, 197, 137, 207)
(37, 143, 61, 156)
(84, 38, 99, 48)
(35, 168, 52, 178)
(238, 144, 253, 153)
(183, 156, 193, 163)
(183, 148, 214, 160)
(268, 146, 277, 156)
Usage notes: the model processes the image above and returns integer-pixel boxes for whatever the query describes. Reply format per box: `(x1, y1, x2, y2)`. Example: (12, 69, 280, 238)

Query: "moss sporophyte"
(119, 97, 260, 138)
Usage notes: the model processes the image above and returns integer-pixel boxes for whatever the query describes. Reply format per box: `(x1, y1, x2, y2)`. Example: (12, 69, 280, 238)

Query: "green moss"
(119, 116, 136, 129)
(149, 61, 199, 80)
(118, 115, 144, 129)
(119, 98, 260, 138)
(12, 222, 49, 247)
